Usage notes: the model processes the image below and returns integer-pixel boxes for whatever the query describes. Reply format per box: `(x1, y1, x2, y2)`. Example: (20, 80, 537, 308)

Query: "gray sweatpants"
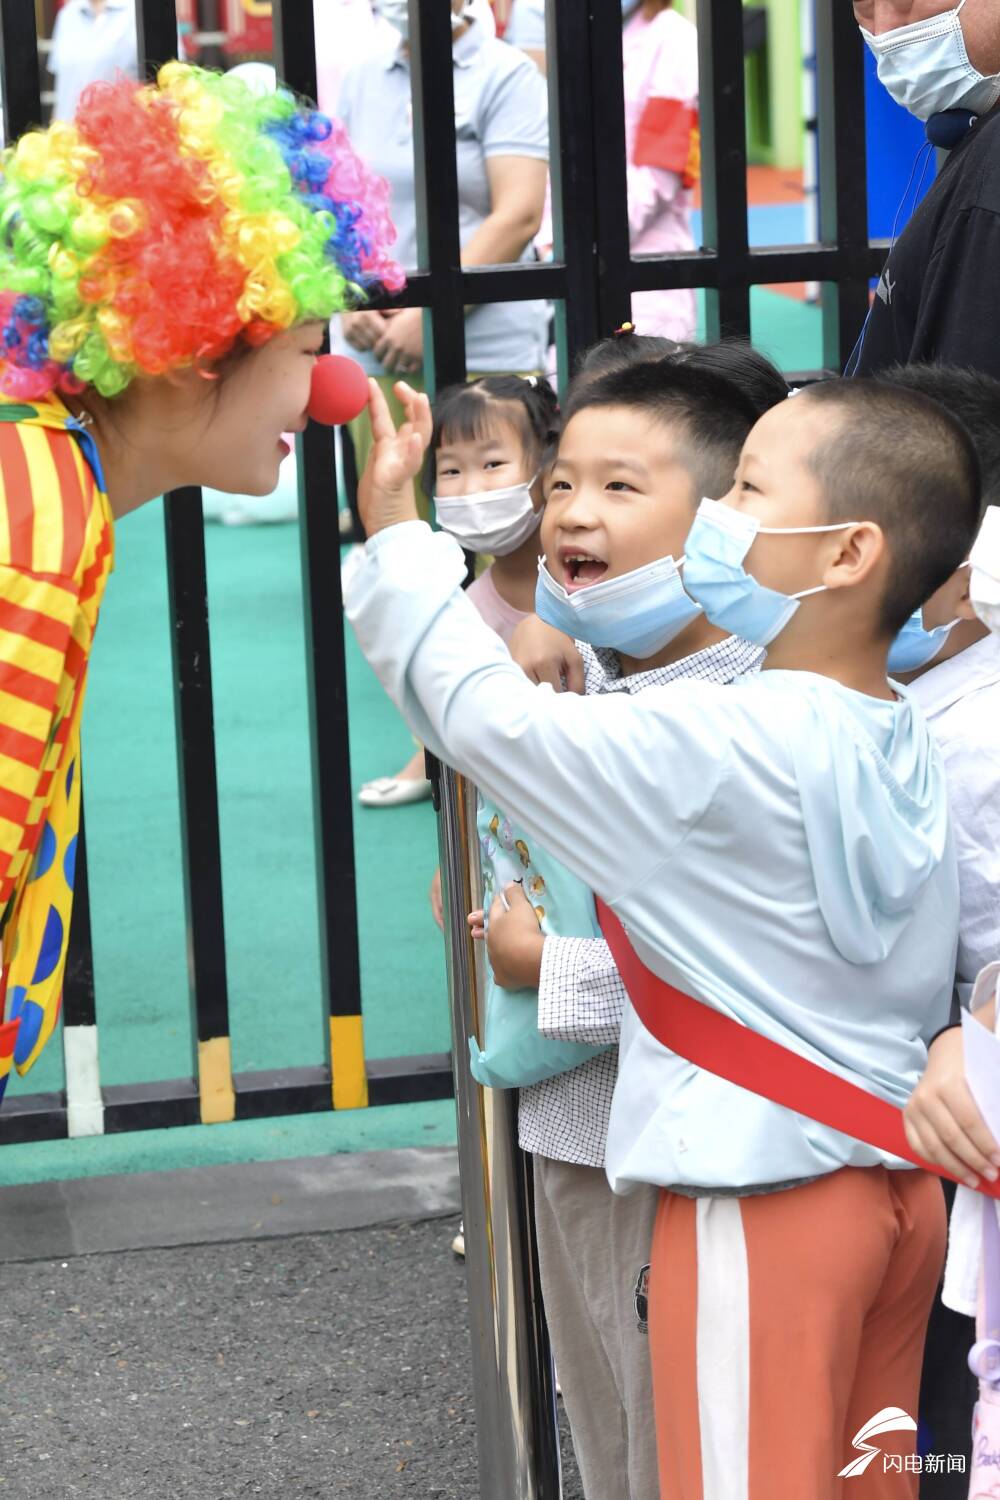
(532, 1155, 660, 1500)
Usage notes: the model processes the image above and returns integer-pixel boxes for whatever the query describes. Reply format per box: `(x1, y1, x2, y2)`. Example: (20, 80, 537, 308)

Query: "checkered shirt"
(519, 635, 764, 1166)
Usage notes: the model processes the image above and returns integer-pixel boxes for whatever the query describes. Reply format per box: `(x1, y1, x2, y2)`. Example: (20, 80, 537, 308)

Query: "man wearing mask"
(853, 0, 1000, 376)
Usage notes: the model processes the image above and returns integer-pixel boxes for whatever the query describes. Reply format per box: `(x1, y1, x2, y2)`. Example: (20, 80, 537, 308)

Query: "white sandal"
(358, 775, 432, 808)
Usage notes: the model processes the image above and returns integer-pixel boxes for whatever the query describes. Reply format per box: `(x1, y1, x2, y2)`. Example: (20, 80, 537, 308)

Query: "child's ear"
(823, 521, 885, 593)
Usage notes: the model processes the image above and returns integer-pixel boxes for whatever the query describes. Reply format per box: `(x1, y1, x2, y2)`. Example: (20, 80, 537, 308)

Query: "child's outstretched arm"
(347, 398, 731, 913)
(508, 616, 586, 695)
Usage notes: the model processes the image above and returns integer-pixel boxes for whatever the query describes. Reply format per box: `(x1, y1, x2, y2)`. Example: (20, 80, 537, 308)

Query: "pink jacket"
(623, 7, 699, 342)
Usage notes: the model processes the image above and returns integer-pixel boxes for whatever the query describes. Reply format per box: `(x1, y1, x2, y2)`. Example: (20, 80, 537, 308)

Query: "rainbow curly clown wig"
(0, 62, 405, 400)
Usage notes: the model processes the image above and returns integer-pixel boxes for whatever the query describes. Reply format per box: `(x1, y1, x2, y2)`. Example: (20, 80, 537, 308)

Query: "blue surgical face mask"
(682, 497, 859, 648)
(887, 608, 961, 673)
(860, 0, 1000, 122)
(535, 552, 702, 659)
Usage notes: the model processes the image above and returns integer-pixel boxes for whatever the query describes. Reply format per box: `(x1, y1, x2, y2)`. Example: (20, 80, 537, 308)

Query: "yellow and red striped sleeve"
(0, 423, 87, 910)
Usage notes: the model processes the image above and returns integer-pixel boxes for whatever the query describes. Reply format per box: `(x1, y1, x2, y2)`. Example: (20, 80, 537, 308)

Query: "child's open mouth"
(560, 549, 609, 592)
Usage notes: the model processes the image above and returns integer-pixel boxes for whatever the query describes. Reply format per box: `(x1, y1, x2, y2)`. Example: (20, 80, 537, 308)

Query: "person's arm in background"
(459, 154, 548, 268)
(467, 44, 549, 263)
(626, 18, 699, 238)
(373, 154, 547, 371)
(374, 47, 548, 371)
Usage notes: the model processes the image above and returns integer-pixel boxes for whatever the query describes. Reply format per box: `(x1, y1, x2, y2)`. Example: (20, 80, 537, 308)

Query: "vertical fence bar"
(408, 2, 559, 1493)
(133, 1, 233, 1125)
(695, 0, 751, 338)
(134, 0, 177, 78)
(547, 0, 601, 382)
(0, 0, 41, 139)
(62, 799, 104, 1136)
(197, 0, 223, 70)
(409, 0, 466, 387)
(162, 489, 234, 1124)
(437, 767, 561, 1500)
(586, 0, 632, 338)
(298, 391, 367, 1109)
(815, 0, 871, 369)
(272, 0, 367, 1111)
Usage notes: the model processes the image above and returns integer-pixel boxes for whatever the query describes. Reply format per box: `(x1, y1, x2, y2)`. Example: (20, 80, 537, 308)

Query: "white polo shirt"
(907, 633, 1000, 1004)
(336, 20, 549, 375)
(49, 0, 138, 122)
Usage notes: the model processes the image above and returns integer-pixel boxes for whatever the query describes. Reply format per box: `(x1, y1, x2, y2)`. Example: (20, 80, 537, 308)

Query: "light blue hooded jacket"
(347, 525, 959, 1192)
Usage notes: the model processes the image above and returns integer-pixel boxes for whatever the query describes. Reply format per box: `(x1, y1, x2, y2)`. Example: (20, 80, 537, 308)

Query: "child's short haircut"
(877, 363, 1000, 508)
(563, 351, 787, 500)
(667, 340, 790, 420)
(572, 335, 788, 423)
(424, 375, 560, 495)
(797, 378, 982, 633)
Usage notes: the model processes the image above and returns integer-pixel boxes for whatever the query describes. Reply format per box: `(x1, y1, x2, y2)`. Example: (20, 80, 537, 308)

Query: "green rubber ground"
(0, 291, 820, 1187)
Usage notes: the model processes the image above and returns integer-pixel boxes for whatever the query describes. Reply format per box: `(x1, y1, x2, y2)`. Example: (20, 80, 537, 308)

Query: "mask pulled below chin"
(534, 553, 703, 659)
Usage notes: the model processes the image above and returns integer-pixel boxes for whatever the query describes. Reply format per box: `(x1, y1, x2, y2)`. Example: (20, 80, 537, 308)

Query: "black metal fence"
(0, 0, 881, 1147)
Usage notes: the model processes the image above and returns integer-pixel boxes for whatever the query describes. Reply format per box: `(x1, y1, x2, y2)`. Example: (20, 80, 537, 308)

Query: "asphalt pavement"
(0, 1151, 582, 1500)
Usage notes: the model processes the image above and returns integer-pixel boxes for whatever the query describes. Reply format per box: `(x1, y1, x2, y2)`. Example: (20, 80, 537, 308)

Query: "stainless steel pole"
(434, 760, 562, 1499)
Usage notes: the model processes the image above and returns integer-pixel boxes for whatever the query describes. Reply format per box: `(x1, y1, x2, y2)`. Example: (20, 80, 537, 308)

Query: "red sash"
(596, 897, 1000, 1199)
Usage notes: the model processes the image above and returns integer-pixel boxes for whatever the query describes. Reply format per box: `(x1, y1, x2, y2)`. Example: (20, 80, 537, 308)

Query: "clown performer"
(0, 62, 403, 1104)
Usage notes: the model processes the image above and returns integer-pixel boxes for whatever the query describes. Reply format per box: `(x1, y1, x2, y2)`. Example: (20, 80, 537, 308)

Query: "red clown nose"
(307, 354, 370, 426)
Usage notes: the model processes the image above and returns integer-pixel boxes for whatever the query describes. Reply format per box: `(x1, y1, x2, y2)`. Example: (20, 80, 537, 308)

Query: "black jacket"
(857, 107, 1000, 376)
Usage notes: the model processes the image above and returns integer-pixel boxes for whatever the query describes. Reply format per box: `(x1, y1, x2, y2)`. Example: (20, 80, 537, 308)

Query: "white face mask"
(378, 0, 472, 43)
(860, 0, 1000, 122)
(970, 504, 1000, 635)
(434, 477, 541, 556)
(377, 0, 410, 38)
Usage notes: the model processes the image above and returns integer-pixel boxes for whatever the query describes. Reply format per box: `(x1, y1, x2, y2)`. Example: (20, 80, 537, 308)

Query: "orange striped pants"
(648, 1167, 947, 1500)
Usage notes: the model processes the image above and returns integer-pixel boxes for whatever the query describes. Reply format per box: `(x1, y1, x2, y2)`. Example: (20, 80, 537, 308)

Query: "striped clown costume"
(0, 62, 403, 1102)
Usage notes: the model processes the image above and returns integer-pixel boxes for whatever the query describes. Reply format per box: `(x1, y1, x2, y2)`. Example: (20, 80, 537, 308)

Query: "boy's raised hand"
(356, 379, 432, 537)
(904, 1025, 1000, 1189)
(509, 615, 586, 694)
